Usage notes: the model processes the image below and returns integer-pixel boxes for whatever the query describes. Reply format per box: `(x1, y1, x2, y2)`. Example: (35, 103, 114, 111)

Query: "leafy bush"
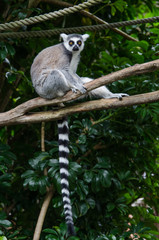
(0, 0, 159, 239)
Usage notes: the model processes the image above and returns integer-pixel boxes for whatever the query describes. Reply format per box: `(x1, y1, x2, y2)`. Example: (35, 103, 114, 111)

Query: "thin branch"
(33, 122, 54, 240)
(0, 59, 159, 126)
(77, 142, 107, 163)
(42, 0, 138, 42)
(41, 122, 46, 152)
(33, 186, 54, 240)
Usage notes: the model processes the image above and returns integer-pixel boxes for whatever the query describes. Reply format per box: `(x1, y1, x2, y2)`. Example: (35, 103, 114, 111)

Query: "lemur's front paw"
(79, 86, 87, 94)
(71, 88, 78, 94)
(71, 86, 87, 94)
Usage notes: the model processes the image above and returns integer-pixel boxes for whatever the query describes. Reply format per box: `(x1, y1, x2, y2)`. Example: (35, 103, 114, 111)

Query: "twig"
(76, 142, 107, 163)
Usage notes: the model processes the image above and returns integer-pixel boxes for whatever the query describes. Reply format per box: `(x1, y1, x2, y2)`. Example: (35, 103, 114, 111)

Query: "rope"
(0, 0, 102, 32)
(1, 16, 159, 39)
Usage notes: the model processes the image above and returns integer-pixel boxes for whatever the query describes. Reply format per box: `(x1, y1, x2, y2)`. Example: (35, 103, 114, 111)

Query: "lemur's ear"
(82, 34, 89, 41)
(60, 33, 68, 41)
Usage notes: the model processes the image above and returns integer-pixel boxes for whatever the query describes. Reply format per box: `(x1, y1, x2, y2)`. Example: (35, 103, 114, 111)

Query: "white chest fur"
(69, 53, 80, 73)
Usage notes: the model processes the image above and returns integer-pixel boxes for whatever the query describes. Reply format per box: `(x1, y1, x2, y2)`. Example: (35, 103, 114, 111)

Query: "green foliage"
(43, 224, 80, 240)
(0, 0, 159, 239)
(21, 152, 51, 194)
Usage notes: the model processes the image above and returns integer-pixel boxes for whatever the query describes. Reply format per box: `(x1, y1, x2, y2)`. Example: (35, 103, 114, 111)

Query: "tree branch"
(33, 186, 54, 240)
(0, 59, 159, 126)
(2, 90, 159, 126)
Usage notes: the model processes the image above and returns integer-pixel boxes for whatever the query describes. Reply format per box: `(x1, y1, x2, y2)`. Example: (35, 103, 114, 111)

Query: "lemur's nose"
(73, 45, 79, 51)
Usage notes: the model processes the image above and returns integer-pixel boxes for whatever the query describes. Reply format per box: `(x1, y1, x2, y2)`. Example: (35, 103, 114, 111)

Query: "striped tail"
(57, 117, 75, 236)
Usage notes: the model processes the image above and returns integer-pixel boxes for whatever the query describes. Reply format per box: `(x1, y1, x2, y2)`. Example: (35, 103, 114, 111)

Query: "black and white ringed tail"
(57, 117, 75, 236)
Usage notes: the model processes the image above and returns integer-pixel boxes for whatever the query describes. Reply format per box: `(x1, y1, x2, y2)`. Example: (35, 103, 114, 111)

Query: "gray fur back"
(30, 43, 72, 88)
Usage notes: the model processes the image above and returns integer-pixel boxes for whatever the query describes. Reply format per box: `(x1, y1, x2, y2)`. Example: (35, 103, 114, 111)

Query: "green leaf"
(96, 236, 109, 240)
(52, 196, 62, 208)
(48, 168, 59, 179)
(0, 219, 12, 228)
(96, 156, 111, 168)
(109, 235, 116, 240)
(149, 28, 159, 35)
(76, 180, 89, 200)
(7, 230, 19, 238)
(68, 236, 80, 240)
(29, 152, 50, 170)
(6, 44, 15, 56)
(107, 202, 115, 212)
(83, 171, 93, 183)
(45, 234, 58, 240)
(70, 144, 79, 156)
(86, 198, 95, 209)
(100, 170, 111, 188)
(112, 178, 122, 189)
(71, 120, 83, 129)
(43, 228, 59, 236)
(138, 40, 149, 51)
(70, 162, 81, 173)
(0, 50, 7, 60)
(78, 134, 86, 144)
(79, 202, 89, 216)
(48, 159, 59, 167)
(111, 6, 116, 16)
(0, 237, 7, 240)
(114, 0, 125, 12)
(7, 73, 16, 84)
(91, 173, 101, 193)
(21, 170, 34, 179)
(101, 51, 113, 63)
(13, 237, 27, 239)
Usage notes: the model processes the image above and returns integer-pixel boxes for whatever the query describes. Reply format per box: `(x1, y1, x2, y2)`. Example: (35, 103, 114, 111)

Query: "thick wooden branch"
(0, 59, 159, 126)
(1, 90, 159, 126)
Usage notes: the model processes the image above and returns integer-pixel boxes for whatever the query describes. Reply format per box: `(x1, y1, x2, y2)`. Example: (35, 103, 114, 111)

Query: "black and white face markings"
(57, 117, 75, 235)
(61, 33, 89, 53)
(68, 38, 82, 52)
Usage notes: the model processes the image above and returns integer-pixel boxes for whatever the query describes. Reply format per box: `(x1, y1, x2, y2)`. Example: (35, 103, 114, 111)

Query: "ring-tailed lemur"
(30, 33, 128, 236)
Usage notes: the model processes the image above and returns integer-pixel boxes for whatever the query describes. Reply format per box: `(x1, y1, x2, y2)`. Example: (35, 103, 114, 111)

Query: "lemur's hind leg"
(81, 77, 129, 100)
(35, 69, 70, 99)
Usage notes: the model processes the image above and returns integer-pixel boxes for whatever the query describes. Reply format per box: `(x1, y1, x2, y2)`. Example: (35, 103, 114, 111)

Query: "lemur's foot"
(71, 86, 87, 94)
(109, 93, 129, 100)
(71, 88, 78, 93)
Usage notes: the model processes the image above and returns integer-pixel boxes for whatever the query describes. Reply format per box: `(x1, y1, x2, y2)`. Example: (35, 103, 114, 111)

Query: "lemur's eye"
(77, 40, 82, 46)
(69, 40, 74, 46)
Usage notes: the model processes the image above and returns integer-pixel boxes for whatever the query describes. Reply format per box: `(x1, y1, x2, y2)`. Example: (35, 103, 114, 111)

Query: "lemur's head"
(60, 33, 89, 53)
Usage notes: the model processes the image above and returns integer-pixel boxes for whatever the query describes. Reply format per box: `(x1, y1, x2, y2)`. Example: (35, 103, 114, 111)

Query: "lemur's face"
(61, 33, 89, 53)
